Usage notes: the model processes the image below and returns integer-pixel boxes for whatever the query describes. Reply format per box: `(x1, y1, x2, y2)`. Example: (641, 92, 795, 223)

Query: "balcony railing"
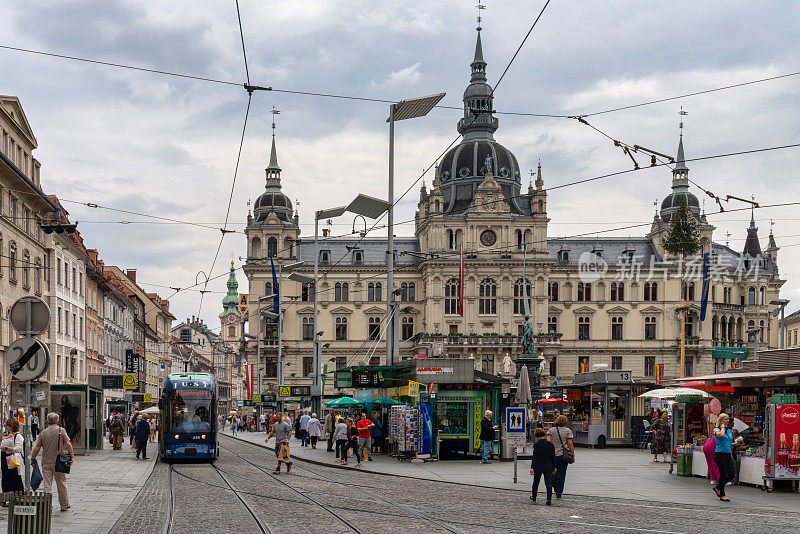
(416, 333, 563, 347)
(712, 303, 745, 312)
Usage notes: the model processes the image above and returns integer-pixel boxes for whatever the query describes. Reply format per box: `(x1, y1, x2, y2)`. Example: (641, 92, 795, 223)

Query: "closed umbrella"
(515, 365, 532, 405)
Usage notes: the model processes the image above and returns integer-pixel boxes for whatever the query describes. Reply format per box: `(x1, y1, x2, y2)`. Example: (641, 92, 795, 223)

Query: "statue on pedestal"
(521, 315, 536, 356)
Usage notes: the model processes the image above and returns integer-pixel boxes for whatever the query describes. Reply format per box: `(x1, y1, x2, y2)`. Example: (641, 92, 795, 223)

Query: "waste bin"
(7, 491, 52, 534)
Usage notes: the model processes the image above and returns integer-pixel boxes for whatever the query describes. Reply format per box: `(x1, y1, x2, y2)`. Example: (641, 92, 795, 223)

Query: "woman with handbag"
(1, 417, 24, 504)
(547, 415, 575, 499)
(31, 412, 75, 512)
(712, 413, 735, 502)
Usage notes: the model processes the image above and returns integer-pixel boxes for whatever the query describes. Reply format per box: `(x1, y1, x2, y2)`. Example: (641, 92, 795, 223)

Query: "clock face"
(480, 229, 497, 247)
(227, 314, 236, 324)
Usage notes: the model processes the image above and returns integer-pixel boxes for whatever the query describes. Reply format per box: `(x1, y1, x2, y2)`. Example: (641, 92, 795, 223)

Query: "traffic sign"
(9, 296, 50, 336)
(122, 374, 137, 390)
(7, 338, 49, 380)
(505, 407, 527, 447)
(239, 294, 248, 316)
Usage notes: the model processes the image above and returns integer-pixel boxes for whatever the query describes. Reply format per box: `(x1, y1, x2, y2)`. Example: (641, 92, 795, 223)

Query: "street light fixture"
(770, 299, 790, 348)
(385, 93, 445, 367)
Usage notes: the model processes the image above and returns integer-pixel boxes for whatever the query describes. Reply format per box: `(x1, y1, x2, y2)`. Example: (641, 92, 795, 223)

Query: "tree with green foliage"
(663, 196, 702, 377)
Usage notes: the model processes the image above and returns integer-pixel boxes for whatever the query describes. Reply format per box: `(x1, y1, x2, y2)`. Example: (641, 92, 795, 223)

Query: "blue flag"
(270, 257, 280, 322)
(699, 252, 710, 323)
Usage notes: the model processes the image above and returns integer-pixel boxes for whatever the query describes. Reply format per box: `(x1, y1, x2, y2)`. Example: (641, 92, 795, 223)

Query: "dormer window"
(353, 250, 363, 264)
(320, 250, 330, 264)
(592, 248, 603, 260)
(558, 250, 570, 263)
(620, 249, 635, 263)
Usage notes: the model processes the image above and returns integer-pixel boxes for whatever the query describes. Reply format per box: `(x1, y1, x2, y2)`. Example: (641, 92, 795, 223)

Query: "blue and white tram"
(159, 373, 219, 460)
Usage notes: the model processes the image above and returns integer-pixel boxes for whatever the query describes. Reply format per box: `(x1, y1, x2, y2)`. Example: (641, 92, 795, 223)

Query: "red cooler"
(764, 404, 800, 491)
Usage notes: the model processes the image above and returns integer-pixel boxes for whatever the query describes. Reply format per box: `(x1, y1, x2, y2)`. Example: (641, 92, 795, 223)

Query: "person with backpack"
(31, 412, 74, 511)
(547, 415, 575, 499)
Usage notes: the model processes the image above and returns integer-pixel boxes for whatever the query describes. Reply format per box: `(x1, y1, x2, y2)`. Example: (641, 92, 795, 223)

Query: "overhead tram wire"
(492, 0, 552, 93)
(234, 0, 251, 86)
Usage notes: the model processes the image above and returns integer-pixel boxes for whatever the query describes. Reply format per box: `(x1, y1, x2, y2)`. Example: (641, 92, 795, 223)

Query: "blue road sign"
(506, 407, 526, 435)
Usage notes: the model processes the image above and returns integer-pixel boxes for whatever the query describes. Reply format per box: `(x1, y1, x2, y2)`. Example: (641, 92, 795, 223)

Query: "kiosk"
(561, 370, 651, 447)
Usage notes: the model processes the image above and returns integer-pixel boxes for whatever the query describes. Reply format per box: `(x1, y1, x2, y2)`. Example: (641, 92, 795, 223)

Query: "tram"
(159, 372, 219, 461)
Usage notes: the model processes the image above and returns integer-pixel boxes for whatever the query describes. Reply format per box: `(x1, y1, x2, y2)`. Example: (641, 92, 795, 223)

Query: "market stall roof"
(670, 368, 800, 383)
(680, 380, 734, 393)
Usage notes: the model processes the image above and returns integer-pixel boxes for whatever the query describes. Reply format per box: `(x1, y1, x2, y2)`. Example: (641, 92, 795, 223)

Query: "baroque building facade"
(242, 26, 785, 397)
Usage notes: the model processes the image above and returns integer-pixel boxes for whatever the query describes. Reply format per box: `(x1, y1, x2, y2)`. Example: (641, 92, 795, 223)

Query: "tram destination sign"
(352, 370, 380, 387)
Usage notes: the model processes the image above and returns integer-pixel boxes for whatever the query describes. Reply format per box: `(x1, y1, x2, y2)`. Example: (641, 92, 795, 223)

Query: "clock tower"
(219, 261, 243, 343)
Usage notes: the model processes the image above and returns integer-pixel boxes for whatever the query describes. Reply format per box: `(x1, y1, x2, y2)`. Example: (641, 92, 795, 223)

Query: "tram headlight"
(201, 434, 206, 439)
(174, 434, 179, 439)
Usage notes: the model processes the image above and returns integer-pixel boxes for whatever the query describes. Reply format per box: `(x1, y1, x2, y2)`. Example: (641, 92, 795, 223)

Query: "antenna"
(679, 106, 687, 135)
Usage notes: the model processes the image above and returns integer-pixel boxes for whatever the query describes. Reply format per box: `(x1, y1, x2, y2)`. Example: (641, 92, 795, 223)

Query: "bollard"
(7, 491, 52, 534)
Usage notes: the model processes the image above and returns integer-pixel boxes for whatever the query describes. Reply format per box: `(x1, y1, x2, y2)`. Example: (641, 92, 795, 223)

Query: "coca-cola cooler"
(763, 404, 800, 492)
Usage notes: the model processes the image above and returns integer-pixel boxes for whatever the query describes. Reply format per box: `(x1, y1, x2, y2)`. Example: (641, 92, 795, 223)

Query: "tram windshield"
(169, 388, 212, 433)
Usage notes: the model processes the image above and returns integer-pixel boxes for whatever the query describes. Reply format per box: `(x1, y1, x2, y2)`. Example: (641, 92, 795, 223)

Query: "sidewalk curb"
(221, 432, 533, 494)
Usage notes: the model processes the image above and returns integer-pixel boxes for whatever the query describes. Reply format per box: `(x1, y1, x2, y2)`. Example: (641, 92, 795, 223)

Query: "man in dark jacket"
(479, 410, 498, 464)
(134, 415, 151, 460)
(529, 427, 556, 504)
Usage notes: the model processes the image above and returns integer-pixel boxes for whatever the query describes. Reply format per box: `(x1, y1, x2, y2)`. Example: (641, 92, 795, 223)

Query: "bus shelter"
(50, 383, 104, 454)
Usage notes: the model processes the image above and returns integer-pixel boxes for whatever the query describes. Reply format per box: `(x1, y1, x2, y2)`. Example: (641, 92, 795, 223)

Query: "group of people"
(331, 412, 375, 467)
(106, 411, 156, 460)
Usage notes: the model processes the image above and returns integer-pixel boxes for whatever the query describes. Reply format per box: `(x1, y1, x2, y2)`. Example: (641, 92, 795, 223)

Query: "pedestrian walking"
(300, 410, 311, 446)
(231, 416, 238, 435)
(650, 413, 670, 462)
(356, 412, 374, 462)
(110, 415, 125, 450)
(149, 416, 157, 442)
(713, 413, 735, 502)
(128, 414, 136, 449)
(30, 411, 40, 441)
(31, 413, 74, 511)
(260, 412, 267, 432)
(266, 412, 293, 473)
(1, 417, 25, 502)
(548, 415, 575, 499)
(529, 427, 556, 505)
(371, 415, 383, 454)
(294, 414, 302, 441)
(333, 417, 348, 462)
(344, 418, 361, 467)
(325, 411, 335, 451)
(703, 435, 720, 485)
(307, 413, 322, 449)
(134, 415, 151, 459)
(479, 410, 498, 464)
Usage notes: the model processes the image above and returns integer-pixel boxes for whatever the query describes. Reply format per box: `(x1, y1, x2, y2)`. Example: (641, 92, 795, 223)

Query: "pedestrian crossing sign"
(122, 374, 137, 390)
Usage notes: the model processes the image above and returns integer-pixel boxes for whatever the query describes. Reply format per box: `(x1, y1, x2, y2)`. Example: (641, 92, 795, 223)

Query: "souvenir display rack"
(389, 405, 420, 461)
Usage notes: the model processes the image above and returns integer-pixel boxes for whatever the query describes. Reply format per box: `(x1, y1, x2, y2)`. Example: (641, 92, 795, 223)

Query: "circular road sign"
(10, 297, 51, 336)
(7, 338, 50, 381)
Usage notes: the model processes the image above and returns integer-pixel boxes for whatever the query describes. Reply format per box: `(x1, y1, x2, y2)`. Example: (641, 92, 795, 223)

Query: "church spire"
(743, 204, 762, 258)
(457, 1, 498, 138)
(265, 106, 281, 188)
(671, 108, 689, 191)
(219, 261, 241, 318)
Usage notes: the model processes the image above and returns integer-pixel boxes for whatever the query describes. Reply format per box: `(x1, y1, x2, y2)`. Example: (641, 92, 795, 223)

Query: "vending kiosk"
(763, 403, 800, 492)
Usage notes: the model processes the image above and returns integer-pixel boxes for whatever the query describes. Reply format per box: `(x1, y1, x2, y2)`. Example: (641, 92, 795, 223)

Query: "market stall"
(561, 370, 651, 447)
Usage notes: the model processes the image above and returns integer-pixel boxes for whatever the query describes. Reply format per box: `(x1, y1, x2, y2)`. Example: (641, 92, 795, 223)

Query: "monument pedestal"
(516, 353, 543, 390)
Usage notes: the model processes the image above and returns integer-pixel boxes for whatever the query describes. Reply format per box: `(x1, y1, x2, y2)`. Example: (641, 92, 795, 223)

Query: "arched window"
(611, 282, 624, 301)
(368, 317, 380, 340)
(548, 282, 559, 302)
(759, 287, 765, 305)
(578, 316, 590, 340)
(22, 250, 29, 288)
(577, 282, 591, 301)
(341, 282, 349, 301)
(444, 278, 459, 315)
(516, 230, 523, 250)
(335, 282, 342, 301)
(368, 282, 376, 302)
(748, 287, 756, 305)
(558, 250, 569, 263)
(644, 316, 656, 340)
(265, 282, 273, 298)
(548, 316, 558, 333)
(335, 317, 348, 340)
(513, 278, 531, 315)
(9, 242, 16, 281)
(611, 317, 623, 340)
(301, 282, 314, 302)
(302, 317, 314, 339)
(267, 237, 278, 258)
(479, 278, 497, 314)
(685, 315, 695, 338)
(447, 229, 455, 250)
(401, 316, 414, 340)
(375, 282, 382, 301)
(759, 320, 765, 342)
(251, 237, 261, 258)
(400, 282, 408, 302)
(644, 282, 658, 301)
(407, 282, 415, 302)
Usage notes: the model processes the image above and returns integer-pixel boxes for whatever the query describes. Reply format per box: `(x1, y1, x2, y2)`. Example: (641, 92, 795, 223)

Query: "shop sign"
(122, 374, 137, 390)
(243, 400, 254, 406)
(408, 381, 420, 397)
(262, 394, 277, 403)
(237, 400, 244, 407)
(417, 367, 453, 375)
(253, 394, 261, 403)
(439, 395, 473, 402)
(440, 383, 492, 391)
(335, 371, 353, 389)
(279, 386, 291, 397)
(291, 386, 311, 397)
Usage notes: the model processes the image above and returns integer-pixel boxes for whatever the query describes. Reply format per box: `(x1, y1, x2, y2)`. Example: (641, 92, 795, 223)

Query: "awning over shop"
(671, 368, 800, 383)
(712, 346, 749, 360)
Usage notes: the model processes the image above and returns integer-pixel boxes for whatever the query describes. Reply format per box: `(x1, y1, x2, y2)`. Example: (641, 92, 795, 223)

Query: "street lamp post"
(385, 93, 445, 366)
(312, 195, 392, 411)
(770, 299, 790, 348)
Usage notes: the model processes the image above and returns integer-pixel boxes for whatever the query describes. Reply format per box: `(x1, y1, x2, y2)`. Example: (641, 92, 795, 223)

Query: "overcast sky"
(3, 0, 800, 328)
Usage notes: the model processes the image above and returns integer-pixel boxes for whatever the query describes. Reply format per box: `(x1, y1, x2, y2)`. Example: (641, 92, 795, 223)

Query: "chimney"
(126, 269, 137, 283)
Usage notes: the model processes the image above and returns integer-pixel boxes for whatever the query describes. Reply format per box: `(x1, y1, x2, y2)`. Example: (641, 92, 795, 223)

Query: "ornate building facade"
(242, 26, 785, 397)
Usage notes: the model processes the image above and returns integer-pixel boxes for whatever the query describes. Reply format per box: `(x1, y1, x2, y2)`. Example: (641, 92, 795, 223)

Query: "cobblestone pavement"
(115, 435, 800, 534)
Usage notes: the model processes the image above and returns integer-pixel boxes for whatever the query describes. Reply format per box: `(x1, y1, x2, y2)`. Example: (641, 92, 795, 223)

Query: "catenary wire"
(492, 0, 552, 93)
(234, 0, 250, 86)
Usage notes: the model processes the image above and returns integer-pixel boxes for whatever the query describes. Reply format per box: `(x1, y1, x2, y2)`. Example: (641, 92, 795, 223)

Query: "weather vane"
(679, 106, 687, 135)
(476, 1, 485, 30)
(271, 105, 280, 135)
